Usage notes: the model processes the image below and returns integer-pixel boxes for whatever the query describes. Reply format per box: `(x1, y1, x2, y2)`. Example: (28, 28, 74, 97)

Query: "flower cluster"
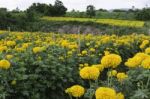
(80, 66, 100, 80)
(101, 54, 122, 68)
(65, 85, 85, 98)
(0, 60, 11, 69)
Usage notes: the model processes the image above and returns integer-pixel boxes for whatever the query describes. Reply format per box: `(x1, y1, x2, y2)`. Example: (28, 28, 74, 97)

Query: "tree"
(27, 3, 49, 16)
(26, 9, 36, 22)
(53, 0, 67, 16)
(26, 0, 67, 16)
(135, 8, 150, 21)
(86, 5, 96, 18)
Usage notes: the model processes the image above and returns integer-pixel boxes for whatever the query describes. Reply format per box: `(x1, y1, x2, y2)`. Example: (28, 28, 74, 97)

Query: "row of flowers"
(41, 17, 145, 28)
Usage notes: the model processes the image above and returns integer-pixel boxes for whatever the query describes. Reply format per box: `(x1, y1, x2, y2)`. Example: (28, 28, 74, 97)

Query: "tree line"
(0, 0, 150, 31)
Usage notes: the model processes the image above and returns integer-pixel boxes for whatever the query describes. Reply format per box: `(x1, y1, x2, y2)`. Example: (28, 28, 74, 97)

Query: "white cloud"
(0, 0, 149, 11)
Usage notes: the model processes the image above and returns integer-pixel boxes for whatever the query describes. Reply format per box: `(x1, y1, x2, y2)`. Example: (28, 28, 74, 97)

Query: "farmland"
(0, 31, 150, 99)
(42, 17, 145, 28)
(0, 0, 150, 99)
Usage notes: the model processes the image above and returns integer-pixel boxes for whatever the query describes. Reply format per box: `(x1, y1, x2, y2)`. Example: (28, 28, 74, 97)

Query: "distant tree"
(86, 5, 96, 18)
(113, 9, 127, 12)
(26, 9, 36, 22)
(26, 0, 67, 16)
(98, 9, 108, 12)
(27, 3, 49, 16)
(135, 8, 150, 20)
(53, 0, 67, 16)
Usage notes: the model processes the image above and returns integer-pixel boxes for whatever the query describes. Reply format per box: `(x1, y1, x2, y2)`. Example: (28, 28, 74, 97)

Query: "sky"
(0, 0, 150, 11)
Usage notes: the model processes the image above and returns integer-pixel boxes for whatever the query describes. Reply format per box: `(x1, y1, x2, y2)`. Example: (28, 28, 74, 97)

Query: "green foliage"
(135, 8, 150, 21)
(27, 0, 67, 17)
(0, 45, 83, 99)
(86, 5, 96, 18)
(66, 10, 87, 18)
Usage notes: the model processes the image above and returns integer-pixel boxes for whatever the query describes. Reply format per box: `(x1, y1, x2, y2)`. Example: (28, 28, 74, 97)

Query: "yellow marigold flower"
(0, 60, 11, 69)
(11, 80, 17, 85)
(65, 85, 85, 98)
(81, 50, 88, 55)
(0, 46, 7, 52)
(61, 40, 69, 47)
(101, 54, 122, 68)
(79, 64, 84, 67)
(125, 56, 142, 68)
(95, 87, 116, 99)
(125, 53, 150, 68)
(135, 53, 150, 59)
(84, 63, 89, 67)
(6, 55, 13, 60)
(140, 44, 145, 49)
(6, 41, 16, 47)
(92, 64, 104, 72)
(117, 73, 128, 82)
(65, 88, 71, 94)
(90, 48, 95, 52)
(22, 43, 29, 49)
(15, 47, 25, 52)
(108, 70, 117, 77)
(77, 54, 82, 56)
(68, 44, 78, 49)
(58, 56, 64, 60)
(67, 51, 72, 55)
(140, 40, 149, 49)
(80, 66, 100, 80)
(86, 43, 90, 46)
(142, 40, 149, 45)
(145, 47, 150, 54)
(141, 58, 150, 69)
(33, 47, 43, 53)
(116, 92, 125, 99)
(104, 51, 110, 56)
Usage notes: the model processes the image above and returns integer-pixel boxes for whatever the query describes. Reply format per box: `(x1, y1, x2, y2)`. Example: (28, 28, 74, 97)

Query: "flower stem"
(146, 71, 150, 88)
(89, 80, 93, 99)
(69, 94, 73, 99)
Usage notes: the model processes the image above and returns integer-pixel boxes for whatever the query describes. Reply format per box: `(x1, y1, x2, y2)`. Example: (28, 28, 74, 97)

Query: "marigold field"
(42, 17, 145, 28)
(0, 31, 150, 99)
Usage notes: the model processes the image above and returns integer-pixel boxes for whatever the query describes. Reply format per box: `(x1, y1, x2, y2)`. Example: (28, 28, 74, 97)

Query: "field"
(41, 17, 145, 28)
(0, 31, 150, 99)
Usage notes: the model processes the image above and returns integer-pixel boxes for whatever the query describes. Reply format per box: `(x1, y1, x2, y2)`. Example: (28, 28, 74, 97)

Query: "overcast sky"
(0, 0, 149, 11)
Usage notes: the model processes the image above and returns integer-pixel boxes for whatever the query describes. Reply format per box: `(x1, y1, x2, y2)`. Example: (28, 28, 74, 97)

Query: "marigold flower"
(101, 54, 122, 68)
(125, 56, 142, 68)
(95, 87, 116, 99)
(141, 58, 150, 69)
(108, 70, 117, 77)
(61, 40, 69, 47)
(116, 92, 125, 99)
(65, 85, 85, 98)
(125, 53, 150, 68)
(81, 50, 88, 55)
(80, 66, 100, 80)
(117, 73, 128, 82)
(0, 59, 11, 69)
(92, 64, 104, 72)
(145, 47, 150, 54)
(140, 40, 149, 49)
(104, 51, 110, 56)
(33, 47, 44, 53)
(11, 80, 17, 85)
(6, 41, 16, 47)
(0, 46, 7, 52)
(90, 48, 95, 52)
(6, 55, 13, 60)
